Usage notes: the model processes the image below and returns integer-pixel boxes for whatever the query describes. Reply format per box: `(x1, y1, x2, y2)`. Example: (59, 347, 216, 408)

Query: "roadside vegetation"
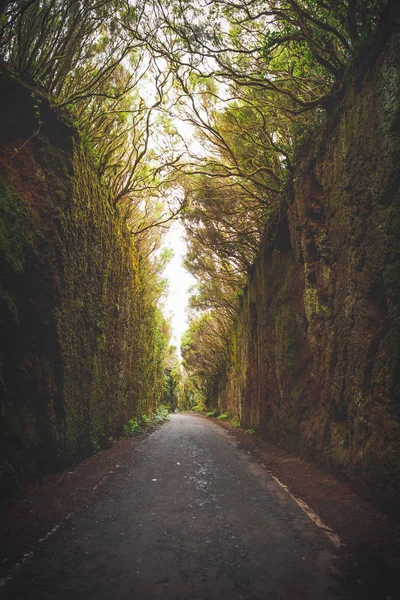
(198, 407, 256, 435)
(0, 0, 392, 490)
(123, 406, 170, 437)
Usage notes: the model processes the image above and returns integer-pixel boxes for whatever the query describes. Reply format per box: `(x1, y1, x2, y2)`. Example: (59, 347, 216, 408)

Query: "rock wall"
(0, 75, 165, 497)
(214, 14, 400, 513)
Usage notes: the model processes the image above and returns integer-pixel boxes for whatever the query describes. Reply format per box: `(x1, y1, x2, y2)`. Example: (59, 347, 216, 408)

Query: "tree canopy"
(1, 0, 389, 398)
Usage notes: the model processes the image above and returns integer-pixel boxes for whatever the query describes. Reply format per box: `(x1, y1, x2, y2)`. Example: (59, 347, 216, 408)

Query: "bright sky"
(162, 220, 196, 356)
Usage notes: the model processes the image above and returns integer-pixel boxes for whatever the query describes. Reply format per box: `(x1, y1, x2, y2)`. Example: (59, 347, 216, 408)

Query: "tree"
(167, 0, 388, 398)
(162, 345, 181, 410)
(2, 0, 388, 402)
(0, 1, 185, 234)
(180, 371, 205, 411)
(181, 313, 229, 398)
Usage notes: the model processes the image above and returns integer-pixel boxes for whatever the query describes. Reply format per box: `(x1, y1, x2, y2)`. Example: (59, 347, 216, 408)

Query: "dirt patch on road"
(208, 417, 400, 600)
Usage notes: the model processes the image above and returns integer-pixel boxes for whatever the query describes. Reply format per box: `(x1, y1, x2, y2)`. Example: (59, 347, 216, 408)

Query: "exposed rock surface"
(214, 14, 400, 514)
(0, 75, 164, 498)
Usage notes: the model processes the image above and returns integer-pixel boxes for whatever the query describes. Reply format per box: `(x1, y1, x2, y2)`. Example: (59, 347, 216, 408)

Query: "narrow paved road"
(2, 415, 344, 599)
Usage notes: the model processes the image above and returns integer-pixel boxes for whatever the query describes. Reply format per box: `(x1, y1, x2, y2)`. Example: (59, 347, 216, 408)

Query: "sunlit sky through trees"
(162, 222, 195, 357)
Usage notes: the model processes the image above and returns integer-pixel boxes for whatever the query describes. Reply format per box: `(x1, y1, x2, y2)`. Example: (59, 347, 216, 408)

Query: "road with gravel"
(1, 414, 344, 599)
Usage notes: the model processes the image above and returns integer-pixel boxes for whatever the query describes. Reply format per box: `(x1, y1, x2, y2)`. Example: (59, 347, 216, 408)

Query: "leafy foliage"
(0, 0, 185, 233)
(206, 409, 221, 418)
(217, 412, 230, 420)
(123, 405, 170, 436)
(123, 418, 143, 436)
(1, 0, 389, 417)
(170, 0, 388, 402)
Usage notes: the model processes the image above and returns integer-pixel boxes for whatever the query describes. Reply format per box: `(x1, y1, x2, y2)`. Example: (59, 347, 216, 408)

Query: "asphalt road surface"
(1, 415, 344, 599)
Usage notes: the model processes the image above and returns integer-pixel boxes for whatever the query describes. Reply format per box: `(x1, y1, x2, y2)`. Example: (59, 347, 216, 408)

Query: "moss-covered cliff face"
(0, 76, 165, 497)
(214, 17, 400, 513)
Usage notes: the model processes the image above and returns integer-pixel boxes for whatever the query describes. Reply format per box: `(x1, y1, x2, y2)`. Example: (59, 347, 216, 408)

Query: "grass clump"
(206, 408, 220, 418)
(217, 412, 230, 421)
(245, 428, 256, 435)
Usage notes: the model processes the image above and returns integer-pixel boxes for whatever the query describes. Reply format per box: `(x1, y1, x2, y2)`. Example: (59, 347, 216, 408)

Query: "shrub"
(206, 408, 220, 418)
(90, 435, 101, 453)
(217, 412, 230, 420)
(123, 418, 142, 436)
(192, 401, 207, 413)
(152, 405, 170, 422)
(123, 406, 169, 436)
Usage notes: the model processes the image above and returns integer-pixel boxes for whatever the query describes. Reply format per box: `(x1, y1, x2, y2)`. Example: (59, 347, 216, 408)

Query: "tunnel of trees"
(1, 0, 399, 510)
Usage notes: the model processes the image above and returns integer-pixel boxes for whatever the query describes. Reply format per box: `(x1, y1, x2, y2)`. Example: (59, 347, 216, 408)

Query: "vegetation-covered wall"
(213, 16, 400, 513)
(0, 76, 166, 496)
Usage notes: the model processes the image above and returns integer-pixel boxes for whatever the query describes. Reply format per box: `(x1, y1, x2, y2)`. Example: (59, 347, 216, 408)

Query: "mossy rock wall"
(0, 76, 165, 497)
(214, 15, 400, 514)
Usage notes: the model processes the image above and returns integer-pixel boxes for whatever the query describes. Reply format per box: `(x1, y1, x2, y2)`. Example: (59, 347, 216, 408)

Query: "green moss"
(56, 140, 169, 462)
(330, 423, 349, 469)
(321, 263, 331, 281)
(206, 408, 220, 417)
(0, 180, 32, 271)
(273, 301, 299, 374)
(382, 442, 400, 485)
(304, 286, 320, 323)
(384, 262, 400, 302)
(0, 178, 34, 324)
(286, 331, 298, 371)
(217, 412, 230, 420)
(245, 428, 256, 435)
(0, 83, 172, 497)
(384, 208, 400, 309)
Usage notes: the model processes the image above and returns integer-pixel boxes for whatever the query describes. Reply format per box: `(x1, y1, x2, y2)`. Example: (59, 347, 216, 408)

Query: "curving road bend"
(1, 414, 344, 599)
